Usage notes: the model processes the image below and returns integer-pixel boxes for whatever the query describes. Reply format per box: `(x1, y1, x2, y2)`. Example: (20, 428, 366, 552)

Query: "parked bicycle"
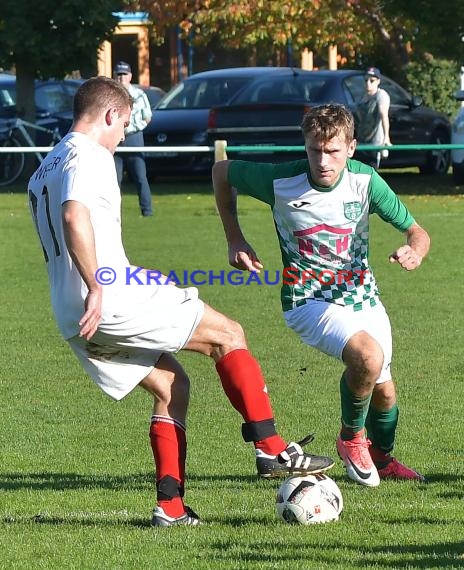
(0, 118, 62, 187)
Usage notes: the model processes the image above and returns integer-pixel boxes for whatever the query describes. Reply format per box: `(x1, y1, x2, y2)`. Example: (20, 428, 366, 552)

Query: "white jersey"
(28, 132, 152, 339)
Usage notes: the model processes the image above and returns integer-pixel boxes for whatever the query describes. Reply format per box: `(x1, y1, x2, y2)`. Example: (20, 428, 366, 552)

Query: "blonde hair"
(301, 104, 354, 143)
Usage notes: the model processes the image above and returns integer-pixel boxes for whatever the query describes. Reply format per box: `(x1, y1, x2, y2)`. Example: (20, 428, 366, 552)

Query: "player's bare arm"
(62, 200, 102, 339)
(213, 160, 263, 273)
(389, 222, 430, 270)
(379, 102, 391, 146)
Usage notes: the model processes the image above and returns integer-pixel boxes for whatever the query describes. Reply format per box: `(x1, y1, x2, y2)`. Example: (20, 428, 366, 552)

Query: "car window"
(343, 76, 365, 105)
(297, 78, 330, 102)
(35, 83, 74, 113)
(157, 77, 253, 109)
(378, 77, 411, 106)
(231, 76, 332, 104)
(0, 87, 16, 114)
(63, 82, 82, 97)
(142, 88, 165, 109)
(35, 84, 72, 113)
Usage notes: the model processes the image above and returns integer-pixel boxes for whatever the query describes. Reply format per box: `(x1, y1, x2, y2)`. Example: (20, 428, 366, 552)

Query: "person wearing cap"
(113, 61, 153, 216)
(355, 67, 391, 169)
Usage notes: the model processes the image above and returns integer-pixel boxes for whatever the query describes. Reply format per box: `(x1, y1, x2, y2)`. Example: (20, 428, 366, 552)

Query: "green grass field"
(1, 173, 463, 569)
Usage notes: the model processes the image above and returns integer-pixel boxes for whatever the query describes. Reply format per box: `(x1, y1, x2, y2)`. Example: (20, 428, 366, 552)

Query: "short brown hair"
(301, 104, 354, 144)
(73, 76, 132, 121)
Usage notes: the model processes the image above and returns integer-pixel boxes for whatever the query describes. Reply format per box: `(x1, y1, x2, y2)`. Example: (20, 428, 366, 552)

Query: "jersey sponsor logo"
(343, 201, 362, 221)
(293, 223, 352, 261)
(294, 223, 352, 237)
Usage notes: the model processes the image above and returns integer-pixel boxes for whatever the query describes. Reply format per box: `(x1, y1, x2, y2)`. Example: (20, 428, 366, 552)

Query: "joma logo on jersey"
(343, 201, 362, 221)
(293, 223, 352, 260)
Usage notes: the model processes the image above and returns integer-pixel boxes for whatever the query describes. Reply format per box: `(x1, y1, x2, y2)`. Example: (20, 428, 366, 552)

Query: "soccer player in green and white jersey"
(213, 103, 429, 487)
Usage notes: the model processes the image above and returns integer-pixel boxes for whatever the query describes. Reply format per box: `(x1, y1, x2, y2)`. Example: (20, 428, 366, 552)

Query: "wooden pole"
(328, 45, 337, 70)
(214, 140, 228, 162)
(301, 48, 314, 70)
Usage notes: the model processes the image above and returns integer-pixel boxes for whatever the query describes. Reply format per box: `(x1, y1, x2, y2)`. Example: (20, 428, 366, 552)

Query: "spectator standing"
(113, 61, 153, 216)
(356, 67, 391, 169)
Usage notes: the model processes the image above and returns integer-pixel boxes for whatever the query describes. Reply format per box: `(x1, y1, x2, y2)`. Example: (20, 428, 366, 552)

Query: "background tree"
(349, 0, 463, 76)
(0, 0, 125, 121)
(129, 0, 369, 62)
(129, 0, 463, 74)
(386, 0, 464, 62)
(1, 0, 461, 119)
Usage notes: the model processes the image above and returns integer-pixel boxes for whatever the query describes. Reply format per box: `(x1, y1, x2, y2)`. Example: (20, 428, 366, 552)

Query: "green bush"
(405, 58, 461, 119)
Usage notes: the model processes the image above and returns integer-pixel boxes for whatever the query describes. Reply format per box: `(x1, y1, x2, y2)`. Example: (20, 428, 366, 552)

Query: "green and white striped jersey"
(228, 158, 414, 312)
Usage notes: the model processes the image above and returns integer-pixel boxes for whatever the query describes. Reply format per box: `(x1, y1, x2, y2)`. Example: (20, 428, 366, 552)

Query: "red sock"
(216, 349, 286, 455)
(150, 415, 186, 518)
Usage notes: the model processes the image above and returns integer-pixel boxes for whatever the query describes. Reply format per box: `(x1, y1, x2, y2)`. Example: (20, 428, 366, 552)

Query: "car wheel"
(419, 131, 451, 175)
(452, 163, 464, 185)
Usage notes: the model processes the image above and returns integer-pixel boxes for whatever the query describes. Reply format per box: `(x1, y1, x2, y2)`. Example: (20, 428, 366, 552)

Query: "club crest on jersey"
(343, 201, 362, 221)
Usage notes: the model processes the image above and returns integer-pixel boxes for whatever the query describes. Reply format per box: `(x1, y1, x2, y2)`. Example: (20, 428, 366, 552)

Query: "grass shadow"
(208, 538, 464, 568)
(0, 471, 262, 492)
(128, 175, 213, 196)
(380, 171, 464, 195)
(4, 172, 462, 196)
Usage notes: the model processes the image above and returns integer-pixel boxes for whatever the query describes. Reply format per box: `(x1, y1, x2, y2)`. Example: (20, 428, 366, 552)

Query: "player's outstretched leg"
(215, 348, 334, 478)
(186, 306, 334, 479)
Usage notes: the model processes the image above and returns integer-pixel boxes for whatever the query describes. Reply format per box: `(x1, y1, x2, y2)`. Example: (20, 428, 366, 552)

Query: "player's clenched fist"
(389, 245, 423, 271)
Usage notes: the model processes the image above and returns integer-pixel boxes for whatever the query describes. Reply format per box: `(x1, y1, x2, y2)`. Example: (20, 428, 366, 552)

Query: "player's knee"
(211, 318, 247, 360)
(140, 363, 190, 408)
(344, 333, 384, 381)
(372, 380, 396, 408)
(223, 318, 246, 349)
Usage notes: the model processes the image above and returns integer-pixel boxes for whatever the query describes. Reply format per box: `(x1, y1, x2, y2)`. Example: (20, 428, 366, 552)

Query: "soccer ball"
(276, 473, 343, 525)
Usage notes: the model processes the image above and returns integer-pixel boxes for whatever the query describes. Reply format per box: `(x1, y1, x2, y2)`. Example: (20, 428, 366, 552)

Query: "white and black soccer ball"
(276, 473, 343, 525)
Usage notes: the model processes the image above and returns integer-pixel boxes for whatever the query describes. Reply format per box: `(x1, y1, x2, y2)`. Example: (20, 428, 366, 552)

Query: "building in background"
(98, 12, 341, 92)
(98, 12, 151, 86)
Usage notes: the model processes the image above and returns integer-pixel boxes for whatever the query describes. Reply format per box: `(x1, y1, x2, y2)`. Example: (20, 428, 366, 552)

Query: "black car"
(143, 67, 277, 176)
(0, 72, 83, 136)
(209, 69, 452, 174)
(145, 67, 452, 176)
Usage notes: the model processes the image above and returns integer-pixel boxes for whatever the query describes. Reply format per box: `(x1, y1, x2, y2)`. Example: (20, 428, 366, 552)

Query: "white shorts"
(68, 286, 204, 400)
(283, 299, 392, 383)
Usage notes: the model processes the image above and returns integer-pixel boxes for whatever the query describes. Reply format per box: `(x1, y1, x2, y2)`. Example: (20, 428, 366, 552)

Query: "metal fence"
(1, 143, 464, 155)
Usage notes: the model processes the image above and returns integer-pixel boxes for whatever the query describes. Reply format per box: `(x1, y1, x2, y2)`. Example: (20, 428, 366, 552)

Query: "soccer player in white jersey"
(27, 77, 334, 528)
(213, 103, 429, 487)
